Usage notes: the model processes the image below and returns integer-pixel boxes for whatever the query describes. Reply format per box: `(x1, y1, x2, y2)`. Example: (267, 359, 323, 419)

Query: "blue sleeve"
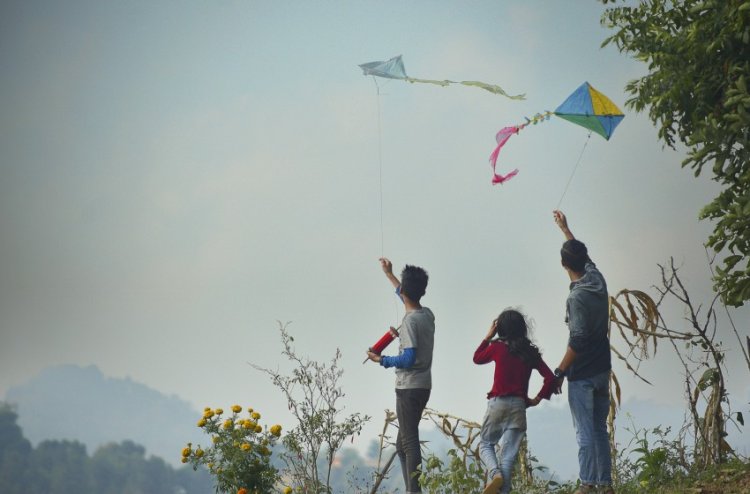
(380, 347, 416, 369)
(395, 285, 404, 303)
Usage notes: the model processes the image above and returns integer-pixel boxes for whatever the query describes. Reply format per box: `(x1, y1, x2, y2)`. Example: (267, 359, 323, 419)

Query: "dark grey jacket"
(566, 261, 611, 381)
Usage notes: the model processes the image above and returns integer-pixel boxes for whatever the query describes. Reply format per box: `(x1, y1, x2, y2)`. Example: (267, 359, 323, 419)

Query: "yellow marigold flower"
(270, 424, 282, 437)
(231, 405, 242, 413)
(197, 418, 207, 427)
(255, 425, 262, 433)
(195, 448, 204, 458)
(203, 409, 214, 419)
(242, 420, 253, 429)
(240, 443, 252, 451)
(259, 446, 270, 456)
(283, 487, 292, 494)
(215, 408, 224, 415)
(181, 457, 188, 463)
(251, 411, 261, 420)
(212, 436, 220, 444)
(181, 447, 192, 457)
(247, 407, 254, 413)
(223, 419, 234, 430)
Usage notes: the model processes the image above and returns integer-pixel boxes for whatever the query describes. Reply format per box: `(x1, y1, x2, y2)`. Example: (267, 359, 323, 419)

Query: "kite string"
(374, 77, 385, 257)
(556, 131, 592, 210)
(371, 76, 401, 325)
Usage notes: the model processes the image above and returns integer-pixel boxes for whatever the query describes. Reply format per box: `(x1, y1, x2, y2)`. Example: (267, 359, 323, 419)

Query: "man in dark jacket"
(552, 210, 614, 494)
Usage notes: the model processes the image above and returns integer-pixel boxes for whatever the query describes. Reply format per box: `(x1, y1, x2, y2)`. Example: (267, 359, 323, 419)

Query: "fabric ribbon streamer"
(488, 82, 624, 185)
(359, 55, 525, 100)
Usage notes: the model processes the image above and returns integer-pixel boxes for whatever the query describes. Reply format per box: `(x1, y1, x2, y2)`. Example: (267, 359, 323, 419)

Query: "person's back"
(395, 307, 435, 389)
(366, 258, 433, 494)
(474, 309, 554, 494)
(565, 260, 611, 381)
(551, 210, 615, 494)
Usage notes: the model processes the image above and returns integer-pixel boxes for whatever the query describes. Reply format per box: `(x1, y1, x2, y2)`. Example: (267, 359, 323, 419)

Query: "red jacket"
(473, 339, 555, 401)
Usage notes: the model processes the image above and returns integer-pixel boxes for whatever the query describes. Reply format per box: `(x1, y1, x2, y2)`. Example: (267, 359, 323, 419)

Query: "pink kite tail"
(488, 126, 520, 184)
(492, 168, 519, 184)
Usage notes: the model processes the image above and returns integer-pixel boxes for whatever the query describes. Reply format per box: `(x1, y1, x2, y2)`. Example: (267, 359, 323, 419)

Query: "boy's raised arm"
(379, 257, 401, 289)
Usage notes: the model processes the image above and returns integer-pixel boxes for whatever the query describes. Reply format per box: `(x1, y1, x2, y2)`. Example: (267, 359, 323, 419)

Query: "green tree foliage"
(31, 440, 92, 493)
(0, 404, 32, 494)
(600, 0, 750, 306)
(0, 402, 213, 493)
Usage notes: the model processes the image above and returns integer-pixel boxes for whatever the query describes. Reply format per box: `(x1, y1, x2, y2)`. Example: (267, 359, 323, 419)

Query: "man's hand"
(553, 210, 574, 240)
(553, 376, 565, 394)
(366, 351, 382, 363)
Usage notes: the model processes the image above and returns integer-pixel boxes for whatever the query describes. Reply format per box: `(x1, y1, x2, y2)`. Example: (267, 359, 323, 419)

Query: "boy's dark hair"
(561, 239, 589, 273)
(400, 265, 429, 302)
(495, 308, 542, 366)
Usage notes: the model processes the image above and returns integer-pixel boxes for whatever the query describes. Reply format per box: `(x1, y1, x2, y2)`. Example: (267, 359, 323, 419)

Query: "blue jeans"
(478, 396, 526, 494)
(396, 388, 430, 493)
(568, 370, 612, 486)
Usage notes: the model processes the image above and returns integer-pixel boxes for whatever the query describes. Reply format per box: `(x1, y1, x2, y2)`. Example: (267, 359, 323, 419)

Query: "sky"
(1, 0, 749, 479)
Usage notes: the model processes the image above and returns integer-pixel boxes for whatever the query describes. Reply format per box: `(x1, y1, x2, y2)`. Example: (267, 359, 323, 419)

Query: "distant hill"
(3, 364, 204, 466)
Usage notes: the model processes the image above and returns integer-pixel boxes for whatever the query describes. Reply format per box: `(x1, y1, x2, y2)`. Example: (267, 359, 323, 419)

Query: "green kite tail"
(360, 55, 526, 100)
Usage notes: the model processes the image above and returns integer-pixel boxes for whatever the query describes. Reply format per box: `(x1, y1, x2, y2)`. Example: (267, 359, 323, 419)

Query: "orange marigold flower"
(238, 488, 248, 494)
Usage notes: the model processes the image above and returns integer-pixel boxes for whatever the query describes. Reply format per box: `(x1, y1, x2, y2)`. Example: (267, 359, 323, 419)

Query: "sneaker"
(482, 475, 504, 494)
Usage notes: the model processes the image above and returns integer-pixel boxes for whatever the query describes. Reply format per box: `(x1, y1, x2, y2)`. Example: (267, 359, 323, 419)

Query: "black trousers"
(395, 388, 431, 493)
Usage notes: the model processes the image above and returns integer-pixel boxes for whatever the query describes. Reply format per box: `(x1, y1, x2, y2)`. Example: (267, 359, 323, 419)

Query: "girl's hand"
(526, 396, 542, 408)
(485, 319, 498, 340)
(366, 351, 382, 363)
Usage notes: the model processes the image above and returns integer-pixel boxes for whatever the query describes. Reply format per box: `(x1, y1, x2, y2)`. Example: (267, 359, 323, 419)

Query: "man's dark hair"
(400, 265, 429, 302)
(561, 239, 589, 273)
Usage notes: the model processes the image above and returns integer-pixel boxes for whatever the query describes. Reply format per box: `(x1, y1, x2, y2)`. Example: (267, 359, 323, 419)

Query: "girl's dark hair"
(494, 309, 542, 366)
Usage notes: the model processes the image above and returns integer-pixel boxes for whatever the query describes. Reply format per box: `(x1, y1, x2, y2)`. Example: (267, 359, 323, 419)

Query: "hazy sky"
(2, 0, 748, 473)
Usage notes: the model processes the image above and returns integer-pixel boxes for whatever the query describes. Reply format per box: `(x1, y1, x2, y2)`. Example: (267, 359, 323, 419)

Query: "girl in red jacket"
(474, 308, 555, 494)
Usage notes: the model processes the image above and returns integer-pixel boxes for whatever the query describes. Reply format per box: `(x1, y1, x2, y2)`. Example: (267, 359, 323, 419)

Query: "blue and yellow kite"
(489, 82, 624, 184)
